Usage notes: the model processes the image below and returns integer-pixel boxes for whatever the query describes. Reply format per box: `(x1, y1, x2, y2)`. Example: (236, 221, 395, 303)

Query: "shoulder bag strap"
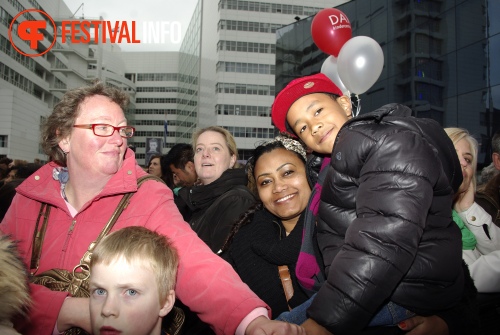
(29, 174, 164, 273)
(30, 203, 52, 273)
(78, 174, 164, 265)
(278, 265, 294, 311)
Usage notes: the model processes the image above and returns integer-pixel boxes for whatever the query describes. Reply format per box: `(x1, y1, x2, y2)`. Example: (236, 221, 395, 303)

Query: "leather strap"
(30, 174, 164, 274)
(30, 203, 51, 272)
(79, 175, 162, 265)
(278, 265, 294, 310)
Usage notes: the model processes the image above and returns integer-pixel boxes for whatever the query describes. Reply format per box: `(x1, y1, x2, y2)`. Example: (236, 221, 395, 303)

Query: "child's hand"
(398, 315, 449, 335)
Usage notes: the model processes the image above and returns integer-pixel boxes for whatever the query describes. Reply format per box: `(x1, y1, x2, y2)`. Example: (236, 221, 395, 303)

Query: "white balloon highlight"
(337, 36, 384, 95)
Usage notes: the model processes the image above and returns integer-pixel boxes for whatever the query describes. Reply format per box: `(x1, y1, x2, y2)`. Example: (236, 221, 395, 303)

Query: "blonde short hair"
(192, 126, 239, 162)
(90, 226, 178, 304)
(445, 127, 479, 190)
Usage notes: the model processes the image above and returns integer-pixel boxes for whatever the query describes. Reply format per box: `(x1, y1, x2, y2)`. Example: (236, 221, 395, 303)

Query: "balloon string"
(355, 94, 361, 117)
(350, 93, 361, 117)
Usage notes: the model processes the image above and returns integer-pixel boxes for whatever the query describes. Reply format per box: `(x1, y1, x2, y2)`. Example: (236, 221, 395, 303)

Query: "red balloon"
(311, 8, 352, 57)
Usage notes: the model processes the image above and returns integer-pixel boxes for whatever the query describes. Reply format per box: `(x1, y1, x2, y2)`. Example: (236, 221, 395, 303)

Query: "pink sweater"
(1, 150, 269, 335)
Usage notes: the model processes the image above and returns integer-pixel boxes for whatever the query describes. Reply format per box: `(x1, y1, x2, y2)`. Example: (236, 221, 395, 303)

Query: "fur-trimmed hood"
(0, 234, 30, 323)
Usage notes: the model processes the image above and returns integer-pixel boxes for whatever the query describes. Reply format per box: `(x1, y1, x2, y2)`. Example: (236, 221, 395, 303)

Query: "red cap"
(271, 73, 343, 134)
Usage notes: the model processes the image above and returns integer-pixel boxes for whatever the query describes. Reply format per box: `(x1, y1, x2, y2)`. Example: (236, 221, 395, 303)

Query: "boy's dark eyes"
(298, 108, 323, 134)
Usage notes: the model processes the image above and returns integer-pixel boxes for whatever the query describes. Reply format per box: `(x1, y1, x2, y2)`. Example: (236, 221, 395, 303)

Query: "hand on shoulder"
(398, 315, 449, 335)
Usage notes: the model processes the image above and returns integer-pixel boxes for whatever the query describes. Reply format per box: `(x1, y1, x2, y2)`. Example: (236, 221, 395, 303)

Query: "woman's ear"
(337, 96, 353, 117)
(229, 154, 237, 169)
(58, 132, 70, 154)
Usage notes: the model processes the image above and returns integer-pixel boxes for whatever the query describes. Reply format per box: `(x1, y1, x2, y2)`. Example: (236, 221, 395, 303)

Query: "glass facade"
(276, 0, 500, 166)
(177, 0, 202, 142)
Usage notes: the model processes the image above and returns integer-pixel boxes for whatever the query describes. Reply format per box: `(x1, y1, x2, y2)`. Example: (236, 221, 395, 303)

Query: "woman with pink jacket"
(0, 81, 303, 335)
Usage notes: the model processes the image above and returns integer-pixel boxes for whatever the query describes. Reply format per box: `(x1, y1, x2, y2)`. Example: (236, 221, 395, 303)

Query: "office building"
(176, 0, 347, 160)
(276, 0, 500, 165)
(120, 52, 182, 164)
(0, 0, 134, 162)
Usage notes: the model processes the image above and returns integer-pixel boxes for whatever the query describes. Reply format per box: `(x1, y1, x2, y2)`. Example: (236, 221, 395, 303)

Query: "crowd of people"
(0, 75, 499, 335)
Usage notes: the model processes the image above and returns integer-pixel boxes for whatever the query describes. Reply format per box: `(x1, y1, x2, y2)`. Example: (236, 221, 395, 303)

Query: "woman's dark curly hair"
(41, 80, 129, 166)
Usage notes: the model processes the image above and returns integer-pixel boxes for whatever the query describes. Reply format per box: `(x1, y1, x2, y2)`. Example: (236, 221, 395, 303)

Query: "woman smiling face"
(254, 148, 311, 227)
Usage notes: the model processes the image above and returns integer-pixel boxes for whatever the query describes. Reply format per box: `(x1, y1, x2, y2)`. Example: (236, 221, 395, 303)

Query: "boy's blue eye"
(126, 289, 137, 296)
(94, 288, 106, 296)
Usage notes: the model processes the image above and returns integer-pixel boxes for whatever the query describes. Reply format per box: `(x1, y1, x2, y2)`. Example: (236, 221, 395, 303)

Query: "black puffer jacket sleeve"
(308, 104, 464, 334)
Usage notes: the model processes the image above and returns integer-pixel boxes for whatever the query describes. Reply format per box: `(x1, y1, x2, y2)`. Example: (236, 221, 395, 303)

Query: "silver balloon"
(337, 36, 384, 95)
(320, 55, 349, 95)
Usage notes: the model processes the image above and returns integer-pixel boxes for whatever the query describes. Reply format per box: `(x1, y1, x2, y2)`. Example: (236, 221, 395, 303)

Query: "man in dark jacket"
(271, 73, 469, 334)
(476, 130, 500, 228)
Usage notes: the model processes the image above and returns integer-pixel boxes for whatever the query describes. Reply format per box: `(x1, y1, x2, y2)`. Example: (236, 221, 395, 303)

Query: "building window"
(216, 82, 275, 96)
(0, 135, 7, 148)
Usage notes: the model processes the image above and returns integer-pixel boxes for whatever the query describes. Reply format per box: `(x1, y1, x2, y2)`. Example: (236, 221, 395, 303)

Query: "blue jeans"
(368, 301, 415, 326)
(275, 294, 315, 324)
(276, 295, 414, 327)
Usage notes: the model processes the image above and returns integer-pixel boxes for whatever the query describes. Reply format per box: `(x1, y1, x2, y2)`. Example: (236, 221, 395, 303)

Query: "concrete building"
(2, 0, 348, 165)
(0, 0, 134, 162)
(120, 52, 182, 165)
(276, 0, 500, 166)
(176, 0, 347, 160)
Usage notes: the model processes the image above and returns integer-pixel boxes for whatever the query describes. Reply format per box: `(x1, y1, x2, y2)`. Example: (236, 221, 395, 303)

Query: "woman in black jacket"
(221, 135, 312, 320)
(178, 126, 256, 253)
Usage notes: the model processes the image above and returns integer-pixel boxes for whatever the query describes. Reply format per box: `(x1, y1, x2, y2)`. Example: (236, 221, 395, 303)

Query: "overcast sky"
(63, 0, 199, 51)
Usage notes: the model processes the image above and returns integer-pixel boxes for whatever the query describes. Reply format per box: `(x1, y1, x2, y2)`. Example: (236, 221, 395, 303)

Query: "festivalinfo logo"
(9, 9, 182, 57)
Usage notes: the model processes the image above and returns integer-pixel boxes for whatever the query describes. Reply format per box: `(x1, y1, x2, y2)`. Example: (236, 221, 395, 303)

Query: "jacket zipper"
(61, 219, 77, 253)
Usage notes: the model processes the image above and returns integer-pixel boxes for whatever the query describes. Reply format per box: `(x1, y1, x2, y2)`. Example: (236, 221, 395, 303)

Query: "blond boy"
(89, 226, 178, 335)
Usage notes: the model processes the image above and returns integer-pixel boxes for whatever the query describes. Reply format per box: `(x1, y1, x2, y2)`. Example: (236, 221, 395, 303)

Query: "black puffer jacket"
(309, 104, 465, 334)
(179, 168, 256, 253)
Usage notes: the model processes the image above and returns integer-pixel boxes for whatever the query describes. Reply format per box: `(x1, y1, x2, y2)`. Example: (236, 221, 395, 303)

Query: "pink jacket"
(1, 150, 269, 335)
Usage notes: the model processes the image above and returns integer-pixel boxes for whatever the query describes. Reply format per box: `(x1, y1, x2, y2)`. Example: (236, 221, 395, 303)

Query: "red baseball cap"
(271, 73, 343, 135)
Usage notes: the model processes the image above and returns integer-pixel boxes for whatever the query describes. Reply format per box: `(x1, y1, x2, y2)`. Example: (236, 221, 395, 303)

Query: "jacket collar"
(16, 148, 143, 208)
(345, 103, 412, 126)
(184, 168, 248, 210)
